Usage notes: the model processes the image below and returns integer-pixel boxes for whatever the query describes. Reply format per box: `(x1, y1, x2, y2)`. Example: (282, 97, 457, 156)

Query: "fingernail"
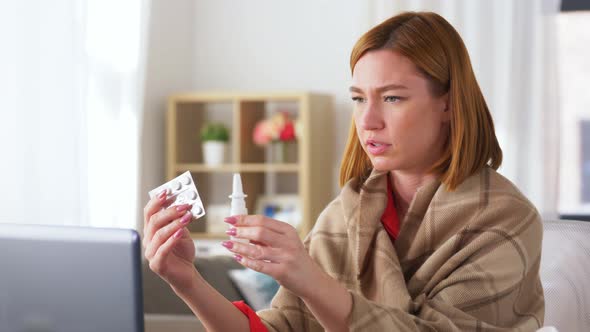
(174, 228, 183, 238)
(234, 254, 242, 262)
(158, 189, 168, 199)
(221, 241, 233, 249)
(180, 211, 192, 224)
(225, 227, 237, 236)
(224, 216, 237, 225)
(176, 204, 191, 212)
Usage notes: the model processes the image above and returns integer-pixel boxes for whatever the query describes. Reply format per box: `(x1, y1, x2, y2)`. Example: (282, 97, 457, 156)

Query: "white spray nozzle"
(230, 173, 247, 199)
(229, 173, 248, 216)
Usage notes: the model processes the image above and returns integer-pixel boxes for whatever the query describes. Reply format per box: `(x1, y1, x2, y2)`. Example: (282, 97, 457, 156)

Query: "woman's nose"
(359, 102, 384, 131)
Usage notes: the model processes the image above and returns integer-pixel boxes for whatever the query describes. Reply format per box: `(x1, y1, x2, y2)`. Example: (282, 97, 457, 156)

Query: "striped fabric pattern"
(258, 167, 544, 331)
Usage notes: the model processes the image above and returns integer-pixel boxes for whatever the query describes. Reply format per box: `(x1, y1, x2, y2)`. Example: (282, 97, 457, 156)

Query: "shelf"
(190, 226, 306, 240)
(167, 92, 334, 238)
(176, 163, 300, 173)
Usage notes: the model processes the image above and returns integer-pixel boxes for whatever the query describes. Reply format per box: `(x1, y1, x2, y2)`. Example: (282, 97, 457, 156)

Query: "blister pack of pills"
(148, 171, 206, 220)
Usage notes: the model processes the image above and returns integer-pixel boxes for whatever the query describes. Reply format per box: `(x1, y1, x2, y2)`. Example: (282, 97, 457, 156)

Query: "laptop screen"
(0, 223, 144, 332)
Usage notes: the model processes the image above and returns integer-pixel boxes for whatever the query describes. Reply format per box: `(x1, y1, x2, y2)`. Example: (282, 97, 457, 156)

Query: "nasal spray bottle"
(229, 173, 249, 244)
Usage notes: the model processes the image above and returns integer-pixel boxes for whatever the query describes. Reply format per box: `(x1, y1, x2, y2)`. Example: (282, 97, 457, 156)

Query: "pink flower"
(253, 121, 273, 145)
(252, 111, 298, 145)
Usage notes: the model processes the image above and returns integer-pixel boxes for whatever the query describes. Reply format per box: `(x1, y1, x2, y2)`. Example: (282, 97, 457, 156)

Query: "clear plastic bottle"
(229, 173, 249, 244)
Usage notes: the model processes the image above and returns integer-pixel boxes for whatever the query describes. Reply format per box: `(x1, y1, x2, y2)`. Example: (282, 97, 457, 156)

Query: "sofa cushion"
(540, 219, 590, 331)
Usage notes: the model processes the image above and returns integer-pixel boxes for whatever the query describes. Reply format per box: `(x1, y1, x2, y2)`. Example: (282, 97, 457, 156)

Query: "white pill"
(182, 176, 191, 185)
(193, 206, 202, 215)
(188, 191, 197, 200)
(172, 181, 182, 191)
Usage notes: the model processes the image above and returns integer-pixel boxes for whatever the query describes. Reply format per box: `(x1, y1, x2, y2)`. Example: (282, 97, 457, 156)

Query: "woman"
(143, 11, 544, 331)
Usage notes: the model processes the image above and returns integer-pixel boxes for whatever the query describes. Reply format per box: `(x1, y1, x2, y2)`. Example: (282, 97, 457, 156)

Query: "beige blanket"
(258, 167, 544, 331)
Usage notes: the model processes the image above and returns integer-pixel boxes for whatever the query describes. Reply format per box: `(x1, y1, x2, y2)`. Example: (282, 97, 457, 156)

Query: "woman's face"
(351, 49, 450, 174)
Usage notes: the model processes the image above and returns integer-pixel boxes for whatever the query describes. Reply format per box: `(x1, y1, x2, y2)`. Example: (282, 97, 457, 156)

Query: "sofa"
(143, 255, 245, 331)
(538, 219, 590, 331)
(143, 220, 590, 332)
(143, 255, 245, 315)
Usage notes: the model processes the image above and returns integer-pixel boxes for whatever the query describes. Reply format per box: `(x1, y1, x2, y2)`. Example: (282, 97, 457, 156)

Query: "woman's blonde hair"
(339, 12, 502, 190)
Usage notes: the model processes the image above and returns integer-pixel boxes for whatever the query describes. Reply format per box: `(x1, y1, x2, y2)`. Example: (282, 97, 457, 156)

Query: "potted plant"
(200, 122, 230, 165)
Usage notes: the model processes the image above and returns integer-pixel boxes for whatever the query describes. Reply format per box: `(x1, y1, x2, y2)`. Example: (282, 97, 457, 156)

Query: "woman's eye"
(384, 96, 401, 103)
(351, 96, 365, 103)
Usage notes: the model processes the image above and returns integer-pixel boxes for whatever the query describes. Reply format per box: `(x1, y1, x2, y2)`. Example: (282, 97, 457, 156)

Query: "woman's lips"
(366, 140, 391, 155)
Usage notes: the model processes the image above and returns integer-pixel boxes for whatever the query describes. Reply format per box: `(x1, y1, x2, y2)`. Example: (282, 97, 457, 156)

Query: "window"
(558, 1, 590, 220)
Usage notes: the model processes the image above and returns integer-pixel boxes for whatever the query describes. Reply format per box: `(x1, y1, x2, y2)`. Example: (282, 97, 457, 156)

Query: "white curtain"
(0, 0, 150, 229)
(367, 0, 561, 218)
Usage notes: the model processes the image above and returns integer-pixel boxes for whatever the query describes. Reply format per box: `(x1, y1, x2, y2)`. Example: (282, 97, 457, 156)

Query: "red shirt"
(233, 301, 269, 331)
(382, 176, 401, 241)
(232, 180, 400, 331)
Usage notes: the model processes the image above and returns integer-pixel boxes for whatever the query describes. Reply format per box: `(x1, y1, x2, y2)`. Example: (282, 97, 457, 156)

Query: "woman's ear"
(441, 93, 451, 122)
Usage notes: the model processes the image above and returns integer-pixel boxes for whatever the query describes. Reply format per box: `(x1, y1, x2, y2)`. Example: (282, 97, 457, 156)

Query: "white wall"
(191, 0, 370, 196)
(139, 0, 195, 226)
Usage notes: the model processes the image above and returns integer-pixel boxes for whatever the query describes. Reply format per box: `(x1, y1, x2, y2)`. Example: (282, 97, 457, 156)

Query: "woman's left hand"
(221, 215, 320, 299)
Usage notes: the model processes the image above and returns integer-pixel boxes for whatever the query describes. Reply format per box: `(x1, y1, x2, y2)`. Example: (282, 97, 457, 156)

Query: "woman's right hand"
(143, 192, 252, 332)
(143, 189, 198, 292)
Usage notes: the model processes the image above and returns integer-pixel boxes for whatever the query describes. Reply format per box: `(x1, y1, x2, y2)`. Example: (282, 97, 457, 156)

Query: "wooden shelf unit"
(166, 92, 334, 239)
(174, 163, 300, 173)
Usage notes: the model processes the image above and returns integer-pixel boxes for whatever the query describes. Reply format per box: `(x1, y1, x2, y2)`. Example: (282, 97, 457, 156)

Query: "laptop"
(0, 223, 144, 332)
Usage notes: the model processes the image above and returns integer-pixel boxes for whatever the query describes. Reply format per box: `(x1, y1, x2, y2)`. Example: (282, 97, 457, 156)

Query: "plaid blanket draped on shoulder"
(257, 167, 544, 331)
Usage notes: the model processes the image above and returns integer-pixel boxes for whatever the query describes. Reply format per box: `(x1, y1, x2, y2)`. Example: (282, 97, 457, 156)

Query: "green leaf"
(200, 122, 230, 142)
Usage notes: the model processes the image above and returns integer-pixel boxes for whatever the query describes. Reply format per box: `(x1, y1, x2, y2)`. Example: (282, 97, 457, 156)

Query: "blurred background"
(0, 0, 588, 234)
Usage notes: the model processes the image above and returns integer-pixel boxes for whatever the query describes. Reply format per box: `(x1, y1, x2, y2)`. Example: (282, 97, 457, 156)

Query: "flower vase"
(271, 142, 286, 163)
